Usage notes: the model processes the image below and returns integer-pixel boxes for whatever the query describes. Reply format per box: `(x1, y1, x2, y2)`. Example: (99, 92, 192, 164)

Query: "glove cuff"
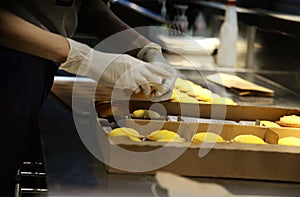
(137, 42, 162, 60)
(59, 38, 93, 76)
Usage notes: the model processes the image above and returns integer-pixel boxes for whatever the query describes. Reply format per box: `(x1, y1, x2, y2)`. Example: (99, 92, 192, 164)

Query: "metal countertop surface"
(40, 70, 300, 196)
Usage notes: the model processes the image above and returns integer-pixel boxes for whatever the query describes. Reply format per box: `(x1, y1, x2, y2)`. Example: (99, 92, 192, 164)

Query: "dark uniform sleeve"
(78, 0, 150, 56)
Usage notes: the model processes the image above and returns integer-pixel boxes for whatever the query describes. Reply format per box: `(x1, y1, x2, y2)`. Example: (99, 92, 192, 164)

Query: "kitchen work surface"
(51, 68, 300, 113)
(41, 68, 300, 196)
(39, 94, 300, 196)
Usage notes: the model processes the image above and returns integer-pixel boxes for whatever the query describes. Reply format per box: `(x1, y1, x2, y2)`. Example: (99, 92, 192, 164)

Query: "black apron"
(0, 45, 57, 194)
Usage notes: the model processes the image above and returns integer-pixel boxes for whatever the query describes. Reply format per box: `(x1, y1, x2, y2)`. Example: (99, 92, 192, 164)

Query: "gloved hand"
(137, 42, 178, 101)
(59, 39, 175, 100)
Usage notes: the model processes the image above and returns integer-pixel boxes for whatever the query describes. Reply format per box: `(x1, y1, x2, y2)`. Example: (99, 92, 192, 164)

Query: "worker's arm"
(77, 0, 178, 100)
(78, 0, 150, 56)
(0, 7, 69, 63)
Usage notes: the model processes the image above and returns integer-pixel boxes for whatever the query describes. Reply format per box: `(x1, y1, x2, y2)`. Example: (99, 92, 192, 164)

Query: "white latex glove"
(137, 42, 178, 101)
(59, 39, 174, 100)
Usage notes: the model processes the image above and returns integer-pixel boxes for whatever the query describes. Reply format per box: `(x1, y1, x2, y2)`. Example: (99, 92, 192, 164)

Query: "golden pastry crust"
(276, 115, 300, 128)
(232, 134, 266, 145)
(258, 120, 280, 128)
(278, 136, 300, 146)
(132, 109, 162, 119)
(185, 86, 206, 97)
(146, 129, 185, 142)
(192, 132, 224, 143)
(174, 78, 190, 89)
(171, 89, 201, 103)
(172, 77, 237, 105)
(195, 90, 214, 102)
(108, 128, 143, 142)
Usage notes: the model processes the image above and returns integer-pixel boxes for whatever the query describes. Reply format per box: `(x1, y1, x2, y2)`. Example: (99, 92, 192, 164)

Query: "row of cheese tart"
(107, 127, 300, 146)
(130, 110, 300, 129)
(256, 115, 300, 128)
(170, 77, 237, 105)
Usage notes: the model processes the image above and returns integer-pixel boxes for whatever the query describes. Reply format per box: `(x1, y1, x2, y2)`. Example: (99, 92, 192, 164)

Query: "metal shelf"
(15, 162, 47, 197)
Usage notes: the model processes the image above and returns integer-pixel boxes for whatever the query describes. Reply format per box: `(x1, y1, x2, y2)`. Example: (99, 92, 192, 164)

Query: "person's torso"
(4, 0, 82, 37)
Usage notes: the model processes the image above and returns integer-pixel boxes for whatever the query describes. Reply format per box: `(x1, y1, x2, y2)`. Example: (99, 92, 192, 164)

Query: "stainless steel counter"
(39, 70, 300, 196)
(177, 68, 300, 108)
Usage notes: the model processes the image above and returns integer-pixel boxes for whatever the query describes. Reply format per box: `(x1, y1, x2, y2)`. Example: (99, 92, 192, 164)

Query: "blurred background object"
(73, 0, 300, 94)
(216, 0, 238, 67)
(172, 4, 189, 34)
